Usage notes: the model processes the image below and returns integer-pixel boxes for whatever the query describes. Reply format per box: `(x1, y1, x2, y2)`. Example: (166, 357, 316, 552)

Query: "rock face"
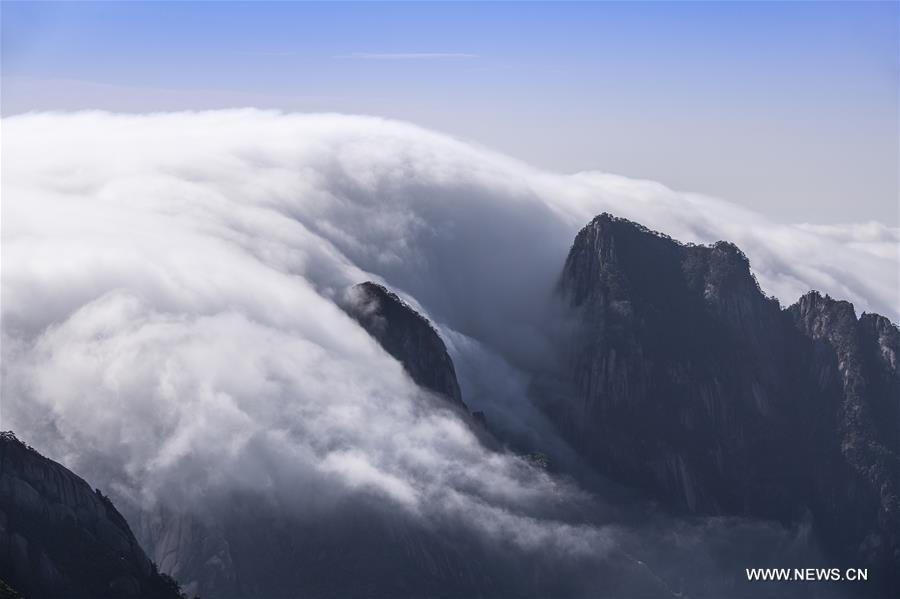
(128, 490, 676, 599)
(554, 213, 900, 592)
(0, 432, 184, 599)
(346, 281, 466, 409)
(131, 507, 237, 599)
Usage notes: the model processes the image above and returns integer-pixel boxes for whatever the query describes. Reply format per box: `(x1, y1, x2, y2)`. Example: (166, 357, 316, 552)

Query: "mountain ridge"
(0, 431, 186, 599)
(553, 212, 899, 595)
(345, 281, 468, 410)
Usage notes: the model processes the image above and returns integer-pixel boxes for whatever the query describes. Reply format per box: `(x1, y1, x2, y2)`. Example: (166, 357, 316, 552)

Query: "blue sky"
(2, 1, 898, 224)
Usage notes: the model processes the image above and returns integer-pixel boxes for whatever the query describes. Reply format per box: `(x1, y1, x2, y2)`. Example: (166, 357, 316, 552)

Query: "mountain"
(0, 432, 186, 599)
(345, 281, 467, 409)
(552, 213, 900, 593)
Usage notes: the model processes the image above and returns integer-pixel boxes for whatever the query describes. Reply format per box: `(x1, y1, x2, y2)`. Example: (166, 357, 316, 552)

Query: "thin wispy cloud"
(337, 52, 477, 60)
(233, 50, 297, 57)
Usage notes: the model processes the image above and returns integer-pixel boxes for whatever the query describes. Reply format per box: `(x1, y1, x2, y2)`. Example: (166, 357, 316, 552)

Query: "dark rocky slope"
(128, 483, 676, 599)
(345, 281, 467, 409)
(0, 432, 185, 599)
(553, 213, 900, 594)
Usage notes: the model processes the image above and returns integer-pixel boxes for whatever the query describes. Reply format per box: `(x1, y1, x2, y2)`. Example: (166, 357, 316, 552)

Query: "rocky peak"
(563, 213, 765, 313)
(552, 213, 900, 593)
(560, 213, 674, 308)
(345, 282, 466, 409)
(0, 432, 185, 599)
(561, 213, 780, 357)
(790, 291, 858, 340)
(860, 312, 899, 372)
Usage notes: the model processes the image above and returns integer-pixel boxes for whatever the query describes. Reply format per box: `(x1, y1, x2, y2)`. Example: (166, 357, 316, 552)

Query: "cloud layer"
(1, 110, 892, 593)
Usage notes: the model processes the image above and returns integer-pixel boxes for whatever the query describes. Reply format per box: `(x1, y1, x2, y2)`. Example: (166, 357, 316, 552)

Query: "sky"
(1, 1, 898, 225)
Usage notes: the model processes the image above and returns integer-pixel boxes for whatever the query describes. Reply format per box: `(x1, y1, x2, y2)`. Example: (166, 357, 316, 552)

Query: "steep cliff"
(788, 293, 900, 577)
(346, 281, 467, 409)
(0, 432, 185, 599)
(554, 213, 900, 593)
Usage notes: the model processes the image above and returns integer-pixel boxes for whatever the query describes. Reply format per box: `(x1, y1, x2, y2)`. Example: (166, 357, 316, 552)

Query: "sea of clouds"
(1, 110, 895, 594)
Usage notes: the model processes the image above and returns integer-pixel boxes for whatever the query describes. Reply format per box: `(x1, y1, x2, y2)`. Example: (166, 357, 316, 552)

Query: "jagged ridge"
(553, 213, 900, 594)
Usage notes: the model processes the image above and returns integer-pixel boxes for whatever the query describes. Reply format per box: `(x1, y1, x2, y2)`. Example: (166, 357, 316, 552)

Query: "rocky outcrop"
(788, 293, 900, 578)
(0, 432, 185, 599)
(346, 281, 466, 409)
(553, 213, 900, 593)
